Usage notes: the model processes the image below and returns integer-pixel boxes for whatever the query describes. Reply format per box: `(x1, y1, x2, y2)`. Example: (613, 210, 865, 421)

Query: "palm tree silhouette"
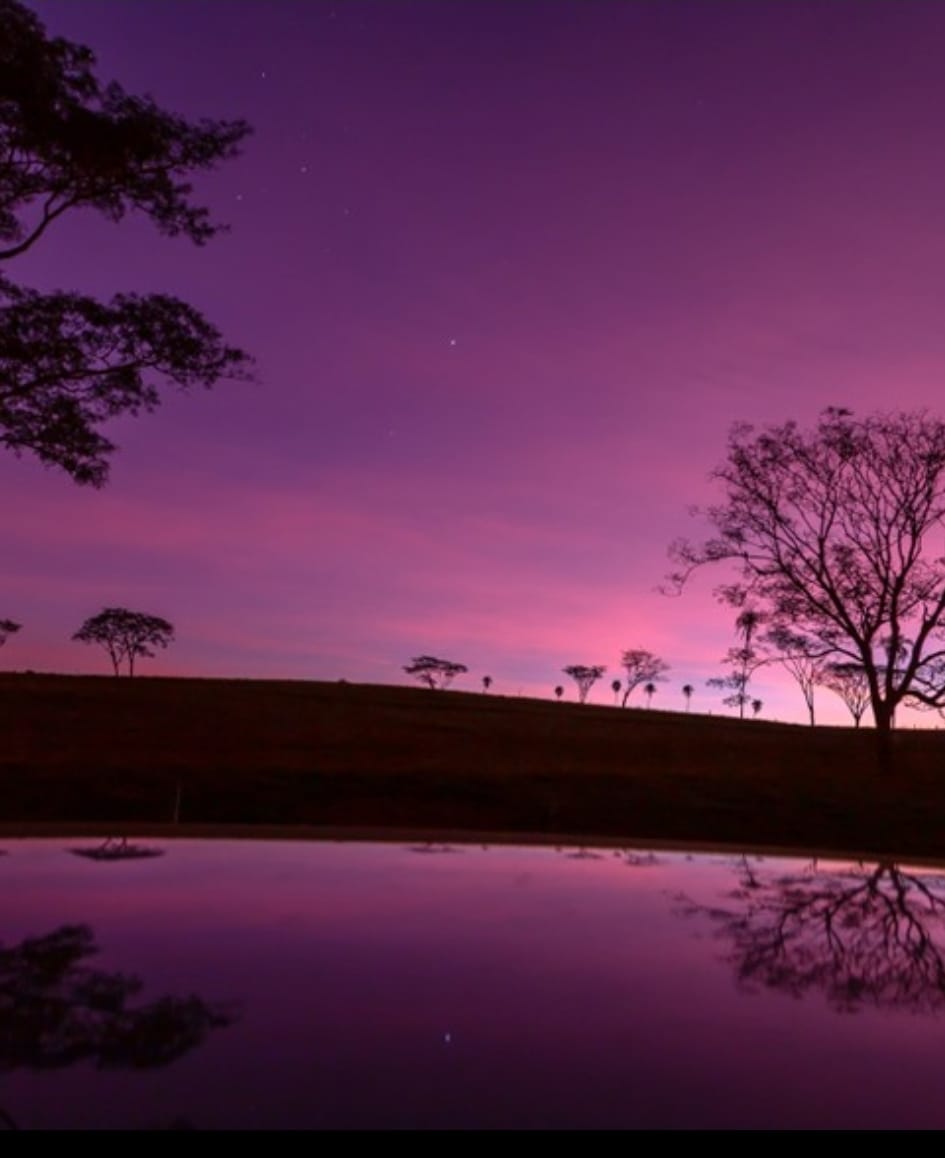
(643, 681, 657, 708)
(482, 675, 492, 693)
(682, 684, 694, 712)
(554, 685, 564, 701)
(611, 678, 621, 705)
(751, 698, 763, 717)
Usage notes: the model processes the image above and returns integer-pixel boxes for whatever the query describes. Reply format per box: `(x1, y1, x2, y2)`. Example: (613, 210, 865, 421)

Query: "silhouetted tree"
(403, 655, 467, 690)
(619, 649, 669, 707)
(669, 409, 945, 772)
(0, 618, 18, 647)
(643, 681, 656, 708)
(554, 685, 564, 701)
(0, 924, 234, 1073)
(822, 662, 871, 728)
(611, 678, 621, 705)
(562, 664, 605, 704)
(482, 675, 492, 693)
(0, 1, 252, 485)
(708, 608, 766, 719)
(73, 607, 173, 676)
(764, 626, 826, 727)
(680, 857, 945, 1013)
(751, 698, 763, 717)
(682, 683, 694, 711)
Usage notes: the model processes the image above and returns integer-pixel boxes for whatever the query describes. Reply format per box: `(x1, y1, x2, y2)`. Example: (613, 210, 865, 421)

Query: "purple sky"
(8, 0, 945, 723)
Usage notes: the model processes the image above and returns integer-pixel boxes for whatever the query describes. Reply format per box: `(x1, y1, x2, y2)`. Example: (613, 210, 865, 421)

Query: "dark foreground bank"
(2, 674, 944, 859)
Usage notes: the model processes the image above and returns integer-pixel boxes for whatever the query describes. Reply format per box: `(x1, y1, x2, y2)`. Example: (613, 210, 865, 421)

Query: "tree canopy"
(619, 649, 669, 708)
(0, 617, 18, 646)
(562, 664, 605, 704)
(0, 0, 252, 484)
(670, 408, 945, 769)
(0, 923, 234, 1071)
(403, 655, 468, 690)
(73, 607, 174, 676)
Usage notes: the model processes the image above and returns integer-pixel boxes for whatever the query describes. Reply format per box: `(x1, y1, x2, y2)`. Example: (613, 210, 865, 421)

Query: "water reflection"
(0, 924, 235, 1071)
(681, 856, 945, 1013)
(407, 842, 463, 854)
(70, 836, 164, 861)
(556, 845, 660, 867)
(5, 838, 945, 1128)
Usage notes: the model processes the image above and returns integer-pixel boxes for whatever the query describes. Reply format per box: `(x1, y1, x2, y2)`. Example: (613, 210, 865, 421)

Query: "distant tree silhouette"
(822, 662, 871, 728)
(0, 0, 252, 485)
(679, 857, 945, 1013)
(619, 649, 669, 707)
(708, 608, 766, 719)
(554, 685, 564, 701)
(669, 408, 945, 773)
(643, 681, 657, 708)
(751, 698, 763, 717)
(562, 664, 605, 704)
(0, 924, 234, 1072)
(73, 607, 174, 676)
(0, 619, 19, 648)
(682, 683, 694, 711)
(764, 626, 826, 727)
(611, 678, 621, 705)
(403, 655, 467, 690)
(481, 675, 492, 693)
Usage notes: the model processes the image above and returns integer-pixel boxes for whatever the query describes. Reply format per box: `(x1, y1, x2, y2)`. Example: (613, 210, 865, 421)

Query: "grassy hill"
(2, 672, 944, 859)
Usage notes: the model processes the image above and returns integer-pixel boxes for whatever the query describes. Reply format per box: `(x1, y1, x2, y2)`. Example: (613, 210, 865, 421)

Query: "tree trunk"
(873, 702, 895, 775)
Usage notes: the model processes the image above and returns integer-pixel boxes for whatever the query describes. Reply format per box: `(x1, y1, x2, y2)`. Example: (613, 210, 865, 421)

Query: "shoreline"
(1, 821, 943, 871)
(5, 673, 945, 864)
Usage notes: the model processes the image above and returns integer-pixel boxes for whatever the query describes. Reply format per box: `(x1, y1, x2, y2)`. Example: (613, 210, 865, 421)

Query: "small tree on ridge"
(620, 649, 669, 708)
(0, 619, 20, 648)
(403, 655, 467, 690)
(73, 608, 174, 677)
(563, 664, 605, 704)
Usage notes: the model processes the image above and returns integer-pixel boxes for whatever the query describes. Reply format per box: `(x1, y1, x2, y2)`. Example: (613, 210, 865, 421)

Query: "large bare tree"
(679, 856, 945, 1014)
(670, 408, 945, 772)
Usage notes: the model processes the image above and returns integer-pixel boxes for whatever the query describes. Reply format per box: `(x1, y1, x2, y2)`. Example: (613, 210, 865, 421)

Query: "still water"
(2, 837, 945, 1129)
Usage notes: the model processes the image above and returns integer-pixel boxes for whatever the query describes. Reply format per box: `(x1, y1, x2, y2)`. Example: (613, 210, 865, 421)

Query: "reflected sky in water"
(2, 838, 945, 1129)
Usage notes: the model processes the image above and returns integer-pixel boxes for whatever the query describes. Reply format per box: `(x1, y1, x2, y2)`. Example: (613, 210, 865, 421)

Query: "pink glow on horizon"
(6, 2, 945, 727)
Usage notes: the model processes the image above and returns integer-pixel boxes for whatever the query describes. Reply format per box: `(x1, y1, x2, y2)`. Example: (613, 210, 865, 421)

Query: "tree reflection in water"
(0, 924, 235, 1072)
(680, 856, 945, 1012)
(70, 837, 164, 861)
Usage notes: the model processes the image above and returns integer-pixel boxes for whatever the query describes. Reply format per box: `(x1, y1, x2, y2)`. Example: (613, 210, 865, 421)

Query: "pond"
(2, 836, 945, 1129)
